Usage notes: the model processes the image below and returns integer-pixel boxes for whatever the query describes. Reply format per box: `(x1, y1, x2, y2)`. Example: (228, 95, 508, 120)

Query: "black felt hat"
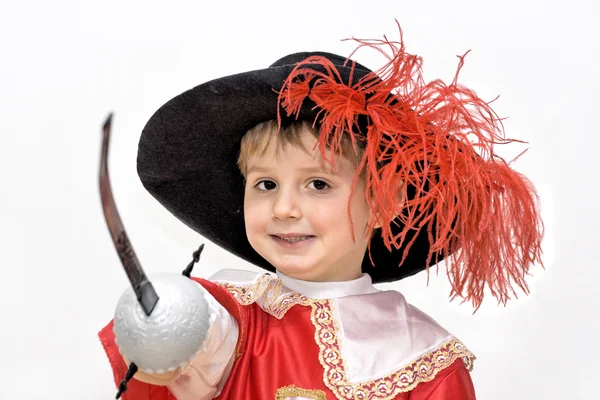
(136, 39, 543, 303)
(136, 51, 436, 284)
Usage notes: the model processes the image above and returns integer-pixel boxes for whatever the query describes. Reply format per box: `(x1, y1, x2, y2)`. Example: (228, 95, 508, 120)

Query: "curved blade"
(99, 113, 159, 316)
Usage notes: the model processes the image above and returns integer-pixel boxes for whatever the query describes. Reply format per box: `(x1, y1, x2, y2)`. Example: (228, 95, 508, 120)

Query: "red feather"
(277, 22, 544, 310)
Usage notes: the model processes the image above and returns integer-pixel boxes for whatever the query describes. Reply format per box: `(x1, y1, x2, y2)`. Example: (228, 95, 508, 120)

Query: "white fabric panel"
(333, 291, 453, 382)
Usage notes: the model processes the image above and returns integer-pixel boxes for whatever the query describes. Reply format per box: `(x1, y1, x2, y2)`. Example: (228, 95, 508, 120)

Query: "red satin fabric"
(98, 278, 476, 399)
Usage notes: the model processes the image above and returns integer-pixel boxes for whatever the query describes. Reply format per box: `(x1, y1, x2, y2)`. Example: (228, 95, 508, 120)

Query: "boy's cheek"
(243, 202, 261, 224)
(244, 210, 266, 239)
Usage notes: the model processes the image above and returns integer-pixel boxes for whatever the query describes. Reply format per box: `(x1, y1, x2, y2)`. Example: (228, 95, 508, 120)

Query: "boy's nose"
(271, 187, 302, 220)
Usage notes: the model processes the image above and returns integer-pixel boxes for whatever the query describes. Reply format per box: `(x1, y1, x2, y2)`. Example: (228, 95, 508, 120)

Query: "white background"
(1, 0, 598, 399)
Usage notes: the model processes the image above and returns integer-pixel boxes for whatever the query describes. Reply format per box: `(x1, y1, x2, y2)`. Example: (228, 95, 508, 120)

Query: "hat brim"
(137, 53, 445, 283)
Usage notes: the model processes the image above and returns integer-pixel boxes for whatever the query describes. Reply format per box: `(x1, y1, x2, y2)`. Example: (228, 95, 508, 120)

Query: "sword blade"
(99, 113, 159, 316)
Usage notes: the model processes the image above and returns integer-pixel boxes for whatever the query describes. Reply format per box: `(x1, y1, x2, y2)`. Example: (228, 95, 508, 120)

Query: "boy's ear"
(370, 180, 406, 230)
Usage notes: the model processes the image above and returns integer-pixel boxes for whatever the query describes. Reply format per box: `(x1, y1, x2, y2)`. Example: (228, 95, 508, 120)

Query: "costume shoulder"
(320, 289, 475, 396)
(407, 358, 477, 399)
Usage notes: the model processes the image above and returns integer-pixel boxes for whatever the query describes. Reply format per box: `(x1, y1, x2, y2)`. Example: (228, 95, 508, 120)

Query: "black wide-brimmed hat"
(137, 34, 543, 307)
(136, 51, 428, 283)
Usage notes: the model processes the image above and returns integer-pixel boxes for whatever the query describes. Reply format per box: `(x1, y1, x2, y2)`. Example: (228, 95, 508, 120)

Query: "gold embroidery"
(219, 278, 476, 400)
(275, 385, 327, 400)
(310, 300, 476, 400)
(217, 274, 314, 319)
(217, 273, 274, 305)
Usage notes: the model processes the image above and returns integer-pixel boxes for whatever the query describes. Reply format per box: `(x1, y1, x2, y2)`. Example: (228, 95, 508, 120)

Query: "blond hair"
(237, 120, 364, 177)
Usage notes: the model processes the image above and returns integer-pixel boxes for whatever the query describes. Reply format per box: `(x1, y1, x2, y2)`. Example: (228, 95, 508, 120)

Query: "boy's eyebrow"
(246, 166, 268, 174)
(246, 165, 338, 175)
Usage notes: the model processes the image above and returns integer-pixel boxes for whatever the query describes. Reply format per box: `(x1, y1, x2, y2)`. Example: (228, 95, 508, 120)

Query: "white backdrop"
(1, 0, 598, 399)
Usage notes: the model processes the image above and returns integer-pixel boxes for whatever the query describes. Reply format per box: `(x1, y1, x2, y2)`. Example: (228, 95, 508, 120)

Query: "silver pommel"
(113, 273, 211, 374)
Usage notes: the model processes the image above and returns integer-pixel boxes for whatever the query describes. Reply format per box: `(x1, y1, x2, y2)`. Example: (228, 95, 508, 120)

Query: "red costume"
(97, 24, 542, 400)
(100, 271, 476, 399)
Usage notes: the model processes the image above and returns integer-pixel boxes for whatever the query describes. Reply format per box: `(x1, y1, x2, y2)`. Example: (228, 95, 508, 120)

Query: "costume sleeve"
(98, 277, 247, 400)
(408, 359, 476, 400)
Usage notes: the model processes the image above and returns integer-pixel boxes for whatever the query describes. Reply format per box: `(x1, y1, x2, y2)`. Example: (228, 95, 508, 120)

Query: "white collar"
(208, 268, 474, 389)
(276, 271, 378, 299)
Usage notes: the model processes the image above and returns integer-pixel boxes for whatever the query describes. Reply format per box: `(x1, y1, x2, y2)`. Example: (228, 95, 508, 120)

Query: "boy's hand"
(123, 356, 189, 386)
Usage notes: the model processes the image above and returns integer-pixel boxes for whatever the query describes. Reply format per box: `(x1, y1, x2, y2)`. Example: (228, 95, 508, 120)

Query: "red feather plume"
(277, 22, 544, 310)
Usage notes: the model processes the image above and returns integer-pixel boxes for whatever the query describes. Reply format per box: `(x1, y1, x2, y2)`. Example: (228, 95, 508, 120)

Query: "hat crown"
(270, 51, 372, 73)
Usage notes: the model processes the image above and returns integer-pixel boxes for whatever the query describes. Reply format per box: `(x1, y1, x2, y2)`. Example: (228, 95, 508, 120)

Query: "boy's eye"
(255, 180, 276, 191)
(308, 180, 330, 191)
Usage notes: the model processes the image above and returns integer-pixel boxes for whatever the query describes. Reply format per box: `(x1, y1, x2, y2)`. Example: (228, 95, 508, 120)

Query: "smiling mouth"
(271, 235, 315, 243)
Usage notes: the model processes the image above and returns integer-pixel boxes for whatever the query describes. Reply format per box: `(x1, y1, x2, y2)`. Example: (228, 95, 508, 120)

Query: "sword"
(99, 113, 159, 316)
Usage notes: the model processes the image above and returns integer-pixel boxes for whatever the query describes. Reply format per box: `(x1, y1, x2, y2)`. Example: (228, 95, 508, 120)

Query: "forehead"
(246, 133, 348, 174)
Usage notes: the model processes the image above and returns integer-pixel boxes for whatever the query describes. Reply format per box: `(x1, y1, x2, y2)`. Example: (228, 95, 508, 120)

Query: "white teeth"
(278, 236, 312, 243)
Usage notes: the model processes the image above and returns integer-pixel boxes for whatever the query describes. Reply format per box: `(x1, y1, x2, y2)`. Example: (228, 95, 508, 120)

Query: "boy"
(100, 27, 543, 399)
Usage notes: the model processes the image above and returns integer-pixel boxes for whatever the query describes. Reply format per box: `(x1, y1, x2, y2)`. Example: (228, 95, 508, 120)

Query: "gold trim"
(275, 385, 327, 400)
(217, 274, 314, 319)
(310, 300, 476, 400)
(216, 273, 274, 305)
(219, 277, 476, 400)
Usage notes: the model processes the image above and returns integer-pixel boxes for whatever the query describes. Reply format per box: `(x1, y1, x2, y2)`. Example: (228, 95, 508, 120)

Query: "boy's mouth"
(274, 235, 314, 243)
(271, 234, 315, 243)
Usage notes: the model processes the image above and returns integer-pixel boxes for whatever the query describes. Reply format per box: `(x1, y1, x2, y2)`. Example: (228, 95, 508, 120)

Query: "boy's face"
(243, 130, 372, 282)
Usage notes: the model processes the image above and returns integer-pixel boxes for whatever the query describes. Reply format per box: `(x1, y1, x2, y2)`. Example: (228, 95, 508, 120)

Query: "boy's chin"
(273, 264, 323, 281)
(275, 265, 353, 282)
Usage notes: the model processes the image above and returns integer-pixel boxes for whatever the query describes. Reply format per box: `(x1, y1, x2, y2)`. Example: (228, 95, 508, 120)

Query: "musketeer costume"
(99, 25, 543, 399)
